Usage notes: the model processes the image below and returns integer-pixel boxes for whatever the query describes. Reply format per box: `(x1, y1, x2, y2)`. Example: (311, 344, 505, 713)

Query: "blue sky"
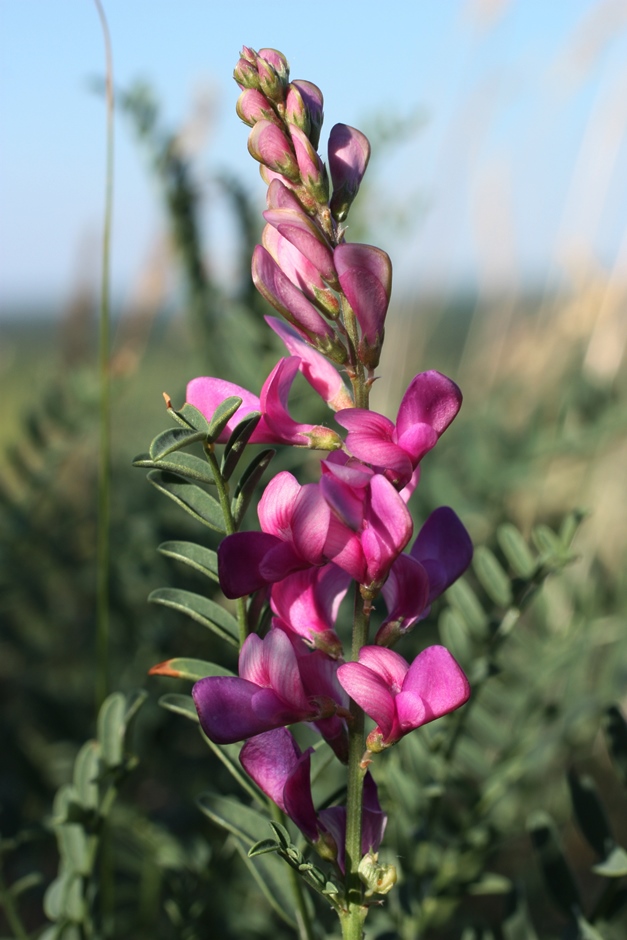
(2, 0, 627, 313)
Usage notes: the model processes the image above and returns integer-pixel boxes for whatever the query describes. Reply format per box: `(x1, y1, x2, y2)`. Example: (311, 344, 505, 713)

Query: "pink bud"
(252, 245, 336, 343)
(248, 121, 300, 181)
(266, 179, 302, 211)
(236, 88, 281, 127)
(233, 57, 260, 90)
(262, 226, 340, 318)
(290, 126, 329, 205)
(328, 123, 371, 221)
(263, 207, 337, 285)
(258, 48, 290, 83)
(291, 80, 324, 149)
(334, 243, 392, 368)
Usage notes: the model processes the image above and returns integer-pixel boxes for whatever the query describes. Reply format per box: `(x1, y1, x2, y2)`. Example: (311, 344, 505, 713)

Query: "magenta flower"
(240, 727, 386, 870)
(218, 459, 413, 597)
(266, 317, 353, 410)
(337, 645, 470, 752)
(192, 627, 343, 746)
(334, 243, 392, 368)
(270, 563, 351, 657)
(328, 123, 371, 221)
(335, 371, 463, 488)
(218, 471, 331, 598)
(375, 506, 473, 646)
(186, 356, 342, 450)
(320, 455, 414, 588)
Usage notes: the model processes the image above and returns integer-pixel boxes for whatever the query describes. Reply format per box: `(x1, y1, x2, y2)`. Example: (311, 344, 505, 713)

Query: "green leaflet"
(134, 451, 217, 485)
(147, 471, 225, 532)
(149, 427, 208, 460)
(158, 540, 219, 581)
(149, 588, 239, 647)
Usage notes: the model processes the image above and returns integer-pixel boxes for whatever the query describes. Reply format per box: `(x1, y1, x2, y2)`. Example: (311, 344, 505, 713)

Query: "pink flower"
(375, 507, 473, 646)
(186, 356, 342, 449)
(218, 471, 331, 598)
(240, 727, 386, 871)
(270, 563, 351, 657)
(337, 645, 470, 752)
(192, 628, 343, 746)
(335, 371, 462, 488)
(218, 459, 413, 597)
(266, 317, 352, 410)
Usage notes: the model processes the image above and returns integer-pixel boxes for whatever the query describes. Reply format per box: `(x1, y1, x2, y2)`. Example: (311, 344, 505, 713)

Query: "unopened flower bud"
(248, 121, 300, 181)
(258, 48, 290, 84)
(328, 123, 371, 221)
(252, 245, 337, 343)
(291, 80, 324, 149)
(290, 126, 329, 206)
(303, 426, 343, 451)
(234, 56, 261, 90)
(255, 49, 289, 104)
(264, 206, 337, 285)
(358, 853, 398, 897)
(236, 88, 281, 127)
(285, 84, 310, 139)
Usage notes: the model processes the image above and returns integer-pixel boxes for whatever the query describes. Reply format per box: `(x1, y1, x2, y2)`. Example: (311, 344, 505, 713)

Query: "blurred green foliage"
(1, 82, 626, 939)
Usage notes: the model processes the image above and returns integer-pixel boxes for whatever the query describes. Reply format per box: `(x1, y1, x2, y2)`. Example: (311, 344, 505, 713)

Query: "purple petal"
(410, 507, 473, 603)
(240, 728, 304, 815)
(193, 676, 278, 743)
(328, 124, 371, 219)
(218, 531, 282, 598)
(378, 553, 430, 642)
(270, 564, 350, 648)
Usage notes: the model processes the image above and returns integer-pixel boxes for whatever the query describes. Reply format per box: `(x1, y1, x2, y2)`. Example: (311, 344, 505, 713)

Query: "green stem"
(341, 588, 371, 940)
(94, 0, 114, 714)
(269, 805, 316, 940)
